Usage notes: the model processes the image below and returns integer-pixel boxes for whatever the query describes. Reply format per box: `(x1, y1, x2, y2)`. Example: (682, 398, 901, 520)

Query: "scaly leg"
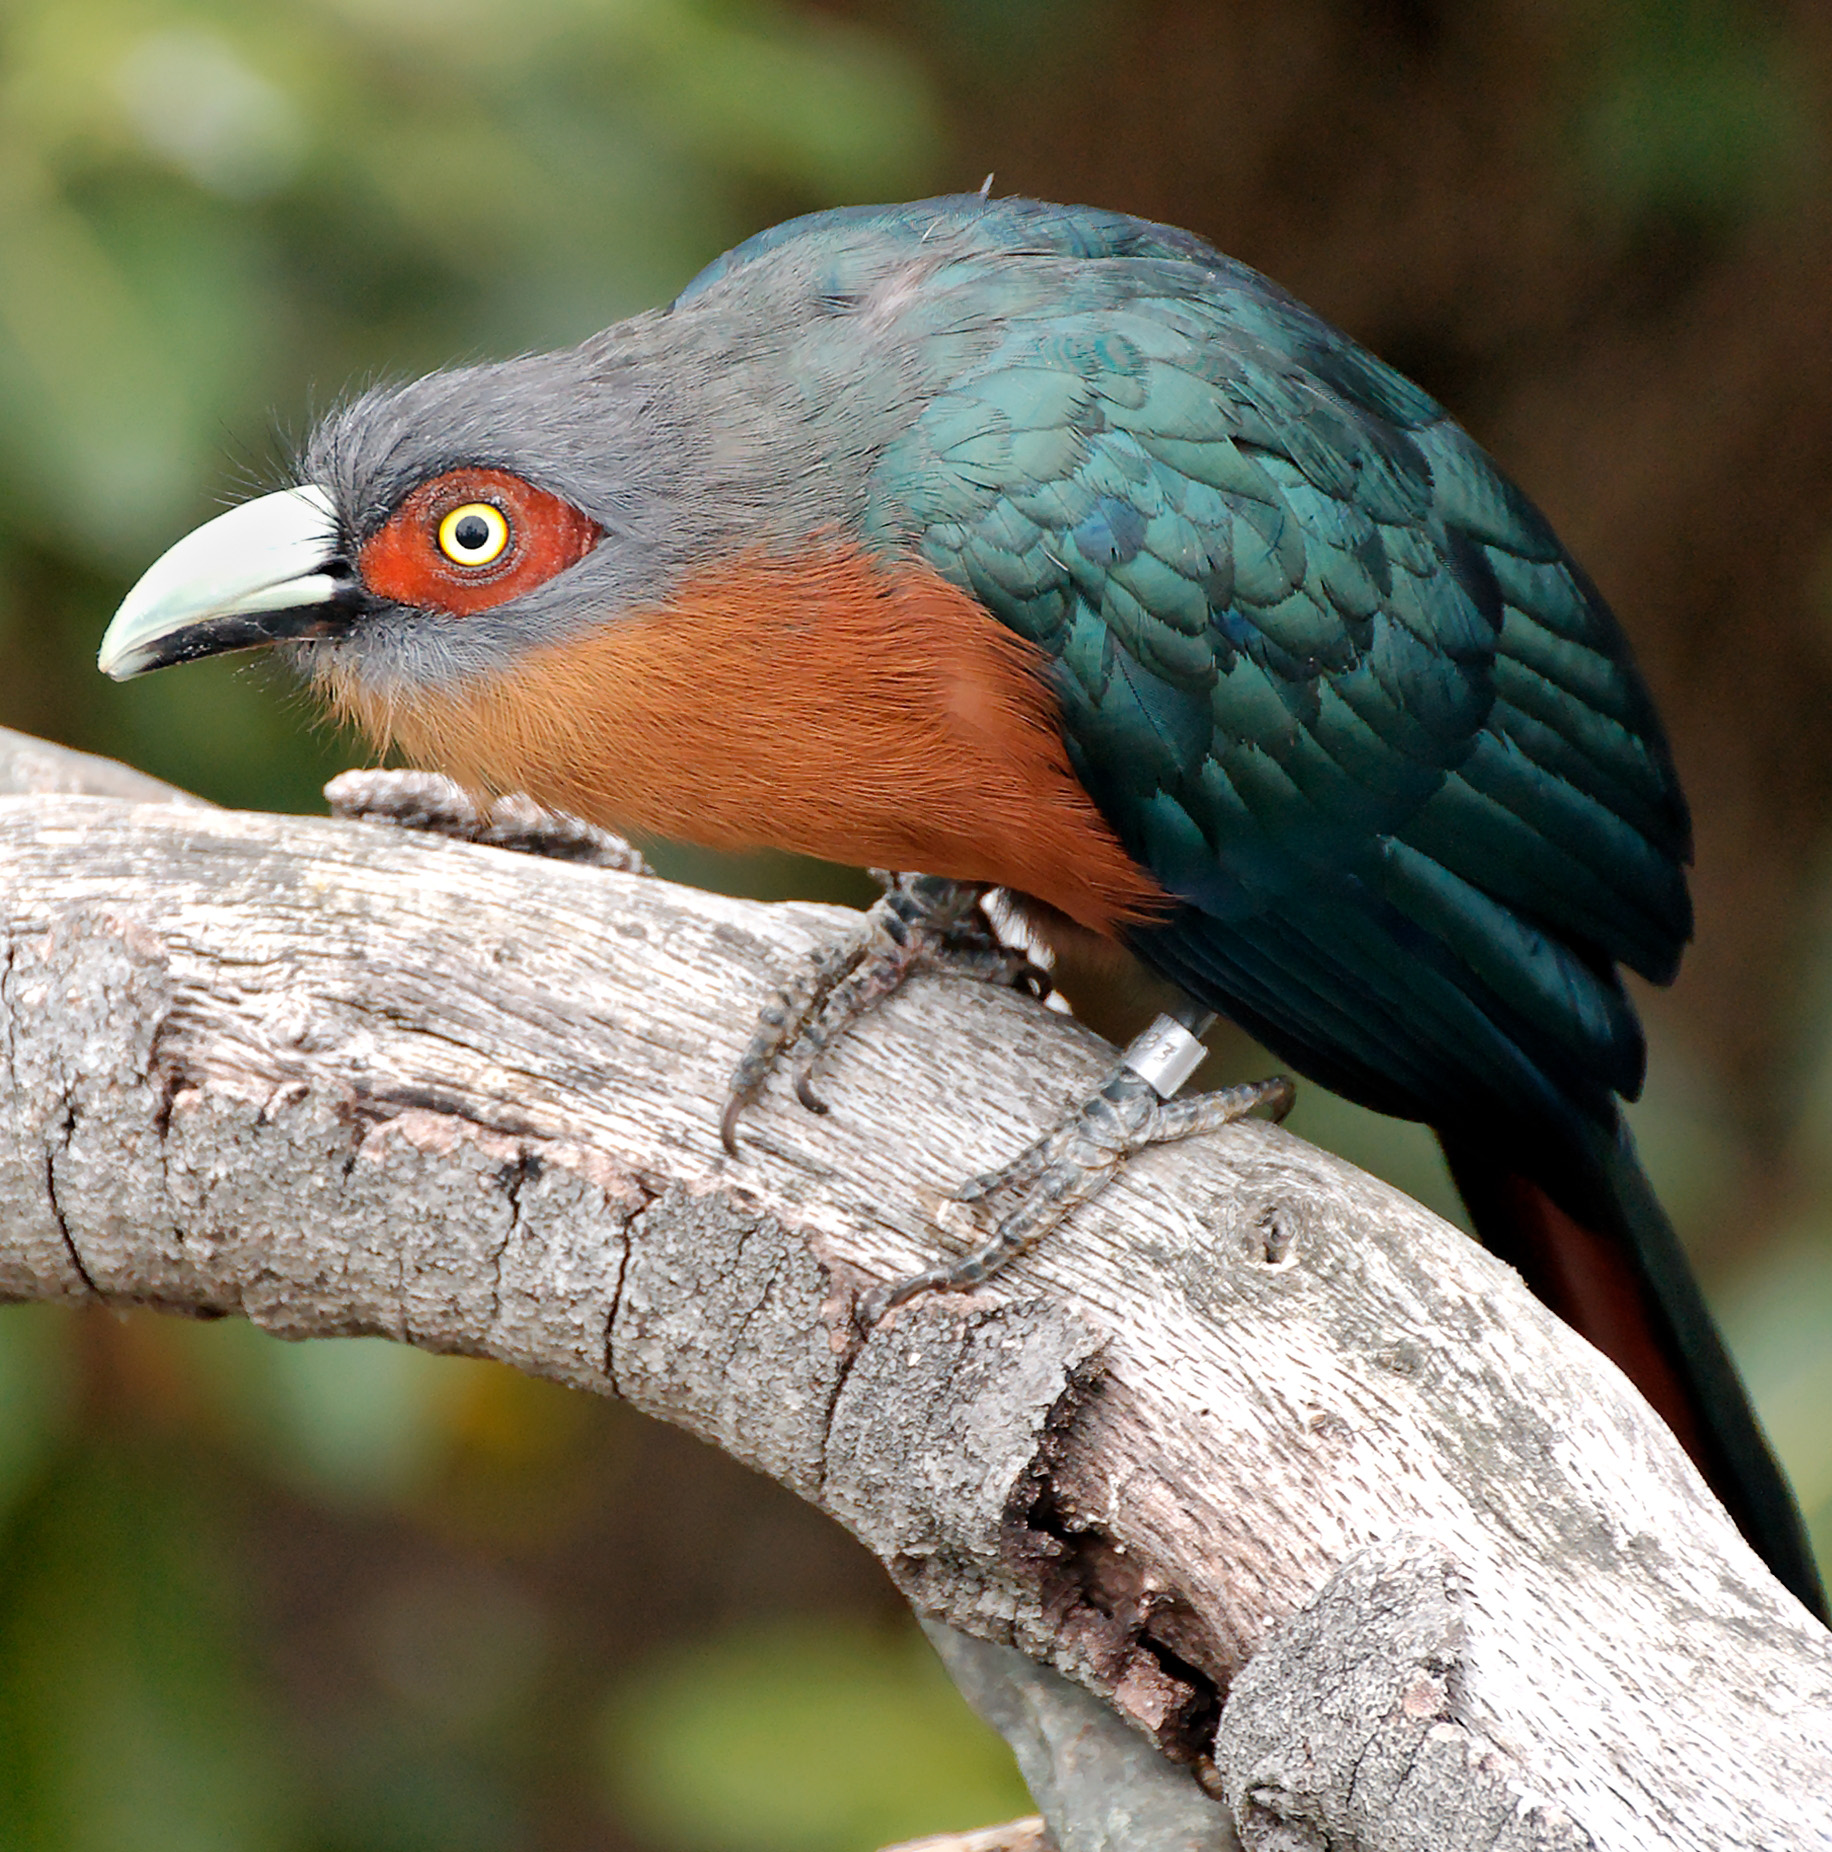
(856, 1009, 1293, 1327)
(721, 872, 1049, 1154)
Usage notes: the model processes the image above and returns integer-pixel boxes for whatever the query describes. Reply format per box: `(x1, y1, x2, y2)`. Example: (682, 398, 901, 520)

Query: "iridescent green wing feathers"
(853, 198, 1691, 1135)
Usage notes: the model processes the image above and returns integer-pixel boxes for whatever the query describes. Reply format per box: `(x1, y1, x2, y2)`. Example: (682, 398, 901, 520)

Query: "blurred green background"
(2, 0, 1830, 1845)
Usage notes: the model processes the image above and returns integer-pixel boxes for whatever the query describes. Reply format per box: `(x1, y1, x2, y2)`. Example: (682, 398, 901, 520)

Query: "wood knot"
(1253, 1203, 1298, 1268)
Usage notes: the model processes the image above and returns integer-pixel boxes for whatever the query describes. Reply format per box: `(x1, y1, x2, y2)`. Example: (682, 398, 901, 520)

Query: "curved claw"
(717, 875, 1007, 1157)
(855, 1263, 954, 1330)
(1014, 962, 1053, 1002)
(854, 1283, 893, 1329)
(719, 1093, 748, 1157)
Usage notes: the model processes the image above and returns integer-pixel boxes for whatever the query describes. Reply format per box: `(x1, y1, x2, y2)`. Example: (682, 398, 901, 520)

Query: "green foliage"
(600, 1621, 1032, 1852)
(0, 1304, 74, 1527)
(1577, 0, 1822, 230)
(0, 1439, 297, 1851)
(1721, 1230, 1832, 1563)
(178, 1319, 486, 1507)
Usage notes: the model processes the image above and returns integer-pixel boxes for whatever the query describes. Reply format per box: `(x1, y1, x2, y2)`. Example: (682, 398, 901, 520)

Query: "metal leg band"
(1120, 1013, 1208, 1099)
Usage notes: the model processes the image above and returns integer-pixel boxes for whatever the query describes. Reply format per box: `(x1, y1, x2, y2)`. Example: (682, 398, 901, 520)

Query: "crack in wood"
(43, 1134, 97, 1298)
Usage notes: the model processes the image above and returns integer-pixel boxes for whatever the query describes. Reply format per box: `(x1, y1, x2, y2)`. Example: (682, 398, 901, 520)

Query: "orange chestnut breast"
(358, 467, 600, 615)
(327, 543, 1167, 938)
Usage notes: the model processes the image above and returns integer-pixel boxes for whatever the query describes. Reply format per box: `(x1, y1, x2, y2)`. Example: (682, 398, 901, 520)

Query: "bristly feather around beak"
(97, 485, 356, 680)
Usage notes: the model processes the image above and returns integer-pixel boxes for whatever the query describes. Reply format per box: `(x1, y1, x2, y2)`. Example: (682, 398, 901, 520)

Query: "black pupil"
(453, 512, 493, 554)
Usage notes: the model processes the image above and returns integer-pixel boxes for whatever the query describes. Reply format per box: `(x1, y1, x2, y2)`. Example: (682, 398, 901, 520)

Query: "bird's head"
(96, 211, 985, 715)
(96, 335, 728, 708)
(87, 214, 1168, 931)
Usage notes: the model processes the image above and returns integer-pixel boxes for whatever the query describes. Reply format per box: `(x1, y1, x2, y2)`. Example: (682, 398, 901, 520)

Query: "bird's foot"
(721, 872, 1050, 1155)
(856, 1048, 1293, 1327)
(325, 769, 650, 873)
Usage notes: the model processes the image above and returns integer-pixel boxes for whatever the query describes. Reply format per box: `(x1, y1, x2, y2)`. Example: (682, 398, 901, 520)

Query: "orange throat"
(320, 545, 1162, 936)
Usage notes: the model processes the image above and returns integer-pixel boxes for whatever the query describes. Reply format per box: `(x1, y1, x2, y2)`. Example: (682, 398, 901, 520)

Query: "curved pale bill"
(98, 485, 346, 681)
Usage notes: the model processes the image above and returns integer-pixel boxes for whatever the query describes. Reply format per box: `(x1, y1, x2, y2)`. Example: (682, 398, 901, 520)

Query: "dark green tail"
(1440, 1116, 1827, 1622)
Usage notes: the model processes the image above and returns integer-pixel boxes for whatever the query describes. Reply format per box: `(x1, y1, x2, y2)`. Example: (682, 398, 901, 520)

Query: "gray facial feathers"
(288, 211, 1009, 696)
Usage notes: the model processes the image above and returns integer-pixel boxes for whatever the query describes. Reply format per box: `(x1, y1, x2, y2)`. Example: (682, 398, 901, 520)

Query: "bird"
(97, 193, 1826, 1620)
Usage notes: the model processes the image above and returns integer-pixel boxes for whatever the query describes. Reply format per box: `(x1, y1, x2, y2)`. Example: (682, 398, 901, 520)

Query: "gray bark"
(882, 1819, 1047, 1852)
(0, 726, 1827, 1851)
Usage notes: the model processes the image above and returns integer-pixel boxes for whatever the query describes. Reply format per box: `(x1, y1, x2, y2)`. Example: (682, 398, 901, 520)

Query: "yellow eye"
(436, 502, 510, 568)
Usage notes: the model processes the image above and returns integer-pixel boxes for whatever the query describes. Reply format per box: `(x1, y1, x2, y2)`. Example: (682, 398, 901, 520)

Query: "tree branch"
(1, 727, 1827, 1851)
